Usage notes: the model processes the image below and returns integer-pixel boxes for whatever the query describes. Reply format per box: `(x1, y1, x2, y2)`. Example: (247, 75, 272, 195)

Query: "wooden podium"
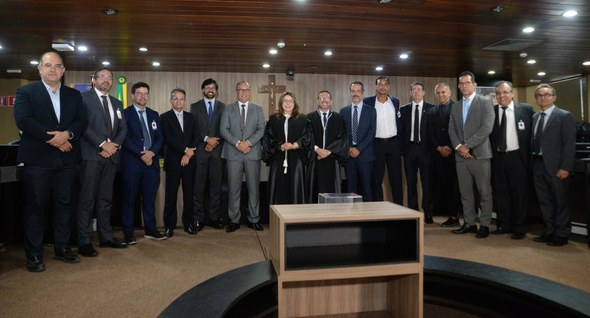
(269, 202, 424, 318)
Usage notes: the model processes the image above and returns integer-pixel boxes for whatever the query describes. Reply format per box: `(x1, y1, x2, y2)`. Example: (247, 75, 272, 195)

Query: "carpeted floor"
(0, 216, 588, 318)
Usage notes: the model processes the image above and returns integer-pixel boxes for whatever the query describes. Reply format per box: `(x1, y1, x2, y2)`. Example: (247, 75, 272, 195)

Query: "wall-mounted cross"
(258, 75, 286, 115)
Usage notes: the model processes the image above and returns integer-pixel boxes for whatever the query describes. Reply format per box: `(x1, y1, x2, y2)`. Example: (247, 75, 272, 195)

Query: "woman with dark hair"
(263, 92, 312, 204)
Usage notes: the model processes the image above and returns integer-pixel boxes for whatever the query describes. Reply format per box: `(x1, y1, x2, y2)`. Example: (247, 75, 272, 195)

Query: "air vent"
(483, 38, 542, 51)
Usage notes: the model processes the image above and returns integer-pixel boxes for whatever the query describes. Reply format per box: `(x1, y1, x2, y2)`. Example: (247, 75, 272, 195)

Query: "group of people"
(13, 52, 576, 273)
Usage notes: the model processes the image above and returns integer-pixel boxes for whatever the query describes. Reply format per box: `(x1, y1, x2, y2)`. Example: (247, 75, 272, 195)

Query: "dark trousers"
(533, 157, 571, 238)
(194, 153, 223, 223)
(372, 137, 403, 204)
(493, 151, 529, 234)
(77, 159, 117, 245)
(347, 157, 373, 202)
(163, 166, 195, 228)
(121, 166, 159, 236)
(404, 144, 431, 213)
(23, 164, 77, 259)
(431, 153, 461, 217)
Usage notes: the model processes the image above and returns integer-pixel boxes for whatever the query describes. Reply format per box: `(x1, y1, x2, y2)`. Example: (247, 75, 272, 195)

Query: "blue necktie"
(462, 98, 471, 126)
(138, 110, 152, 150)
(208, 101, 213, 123)
(352, 106, 358, 145)
(322, 112, 327, 129)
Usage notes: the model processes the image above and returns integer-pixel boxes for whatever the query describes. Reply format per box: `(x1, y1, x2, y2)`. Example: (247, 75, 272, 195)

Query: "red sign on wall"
(8, 96, 15, 107)
(0, 96, 6, 107)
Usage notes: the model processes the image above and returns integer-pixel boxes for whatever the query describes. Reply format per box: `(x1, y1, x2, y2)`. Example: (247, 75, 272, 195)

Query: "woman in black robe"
(263, 92, 312, 204)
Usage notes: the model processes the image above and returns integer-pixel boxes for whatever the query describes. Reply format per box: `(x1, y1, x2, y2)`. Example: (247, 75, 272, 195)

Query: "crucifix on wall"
(258, 75, 286, 115)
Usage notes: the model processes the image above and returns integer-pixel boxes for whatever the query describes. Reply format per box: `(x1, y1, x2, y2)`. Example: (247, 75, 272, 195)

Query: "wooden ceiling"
(1, 0, 590, 87)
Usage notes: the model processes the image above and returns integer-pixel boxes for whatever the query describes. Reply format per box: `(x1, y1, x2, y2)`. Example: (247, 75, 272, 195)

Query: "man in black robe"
(306, 90, 348, 202)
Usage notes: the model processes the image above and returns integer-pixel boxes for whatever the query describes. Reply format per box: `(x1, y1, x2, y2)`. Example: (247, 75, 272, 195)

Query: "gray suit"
(220, 101, 265, 223)
(532, 106, 576, 239)
(78, 89, 127, 245)
(449, 94, 494, 227)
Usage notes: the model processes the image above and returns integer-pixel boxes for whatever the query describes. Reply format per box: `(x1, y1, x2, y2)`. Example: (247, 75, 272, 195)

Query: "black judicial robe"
(262, 114, 312, 204)
(306, 110, 348, 203)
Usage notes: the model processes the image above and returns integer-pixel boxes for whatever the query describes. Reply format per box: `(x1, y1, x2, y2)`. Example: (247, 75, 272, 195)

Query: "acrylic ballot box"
(318, 192, 362, 204)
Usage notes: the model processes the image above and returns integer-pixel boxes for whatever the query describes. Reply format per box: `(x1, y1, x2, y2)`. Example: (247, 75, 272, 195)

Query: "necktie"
(352, 106, 358, 145)
(533, 112, 545, 155)
(177, 112, 183, 132)
(240, 104, 246, 129)
(413, 104, 420, 143)
(208, 101, 213, 123)
(462, 98, 471, 126)
(499, 106, 508, 152)
(138, 110, 152, 150)
(101, 95, 112, 137)
(322, 112, 327, 129)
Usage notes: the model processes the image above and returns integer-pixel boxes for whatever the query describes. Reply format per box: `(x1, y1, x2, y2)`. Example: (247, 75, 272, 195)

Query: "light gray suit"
(220, 101, 265, 224)
(449, 94, 494, 227)
(78, 89, 127, 245)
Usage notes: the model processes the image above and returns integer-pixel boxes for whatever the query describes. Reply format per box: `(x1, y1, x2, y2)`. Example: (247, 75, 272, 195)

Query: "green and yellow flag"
(116, 75, 128, 108)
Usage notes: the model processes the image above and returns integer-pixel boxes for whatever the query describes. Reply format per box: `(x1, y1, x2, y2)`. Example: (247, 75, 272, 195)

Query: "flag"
(116, 75, 128, 108)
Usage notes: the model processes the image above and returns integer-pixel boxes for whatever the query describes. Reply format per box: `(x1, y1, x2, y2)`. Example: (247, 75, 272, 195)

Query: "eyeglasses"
(535, 93, 554, 98)
(41, 63, 64, 70)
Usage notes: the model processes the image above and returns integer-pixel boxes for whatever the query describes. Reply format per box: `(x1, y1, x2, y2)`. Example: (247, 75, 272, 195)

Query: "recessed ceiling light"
(375, 66, 384, 71)
(277, 41, 285, 48)
(399, 53, 409, 59)
(378, 0, 393, 3)
(262, 63, 270, 68)
(77, 45, 88, 52)
(583, 61, 590, 66)
(269, 49, 278, 55)
(102, 61, 110, 66)
(324, 50, 333, 56)
(7, 69, 21, 74)
(522, 26, 535, 33)
(491, 6, 504, 13)
(103, 8, 118, 16)
(562, 10, 578, 17)
(537, 72, 546, 76)
(0, 45, 3, 49)
(139, 47, 148, 52)
(30, 60, 39, 65)
(488, 70, 496, 75)
(527, 59, 536, 64)
(152, 61, 160, 67)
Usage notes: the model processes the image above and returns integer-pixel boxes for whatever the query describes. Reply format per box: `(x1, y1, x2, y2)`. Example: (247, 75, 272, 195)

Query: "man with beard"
(190, 78, 226, 230)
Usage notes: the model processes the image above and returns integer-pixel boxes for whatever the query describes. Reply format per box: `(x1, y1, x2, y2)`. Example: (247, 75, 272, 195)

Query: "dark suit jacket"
(13, 81, 87, 168)
(80, 90, 127, 164)
(449, 94, 494, 161)
(160, 109, 198, 170)
(340, 103, 376, 161)
(533, 106, 576, 175)
(121, 106, 163, 172)
(190, 99, 225, 158)
(490, 102, 534, 167)
(400, 101, 435, 155)
(427, 101, 454, 151)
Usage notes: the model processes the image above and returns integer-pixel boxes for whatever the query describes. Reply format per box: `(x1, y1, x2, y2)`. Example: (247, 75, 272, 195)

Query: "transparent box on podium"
(318, 193, 363, 204)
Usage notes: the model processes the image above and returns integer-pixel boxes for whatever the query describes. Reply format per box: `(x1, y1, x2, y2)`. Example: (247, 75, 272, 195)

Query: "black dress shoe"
(27, 256, 46, 273)
(533, 232, 553, 243)
(425, 214, 433, 224)
(99, 238, 128, 248)
(226, 223, 240, 233)
(53, 248, 80, 263)
(476, 226, 490, 238)
(441, 217, 460, 227)
(210, 218, 225, 229)
(78, 244, 98, 257)
(195, 221, 204, 231)
(452, 224, 478, 234)
(510, 232, 526, 240)
(125, 235, 138, 245)
(184, 224, 197, 235)
(164, 228, 174, 237)
(248, 223, 264, 231)
(144, 231, 167, 240)
(491, 227, 509, 235)
(547, 237, 568, 246)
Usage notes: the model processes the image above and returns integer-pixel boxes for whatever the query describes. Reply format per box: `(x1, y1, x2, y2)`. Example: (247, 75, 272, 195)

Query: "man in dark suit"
(190, 78, 226, 230)
(401, 82, 435, 223)
(161, 88, 198, 237)
(120, 82, 165, 243)
(220, 81, 266, 232)
(77, 67, 128, 257)
(428, 83, 461, 227)
(13, 51, 88, 272)
(449, 71, 495, 238)
(341, 81, 376, 202)
(363, 77, 403, 204)
(531, 83, 576, 246)
(489, 81, 534, 240)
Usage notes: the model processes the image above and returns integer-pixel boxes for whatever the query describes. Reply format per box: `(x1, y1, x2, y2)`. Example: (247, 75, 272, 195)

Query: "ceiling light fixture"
(522, 26, 535, 33)
(7, 69, 22, 74)
(399, 53, 409, 59)
(152, 61, 160, 67)
(77, 45, 88, 52)
(378, 0, 393, 3)
(262, 63, 270, 68)
(103, 8, 118, 16)
(491, 6, 504, 13)
(102, 61, 110, 66)
(51, 42, 75, 52)
(582, 61, 590, 66)
(30, 60, 39, 65)
(488, 70, 496, 75)
(139, 47, 148, 52)
(277, 41, 285, 49)
(269, 49, 278, 55)
(562, 10, 578, 17)
(537, 72, 546, 76)
(527, 59, 536, 64)
(375, 66, 384, 71)
(324, 50, 333, 56)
